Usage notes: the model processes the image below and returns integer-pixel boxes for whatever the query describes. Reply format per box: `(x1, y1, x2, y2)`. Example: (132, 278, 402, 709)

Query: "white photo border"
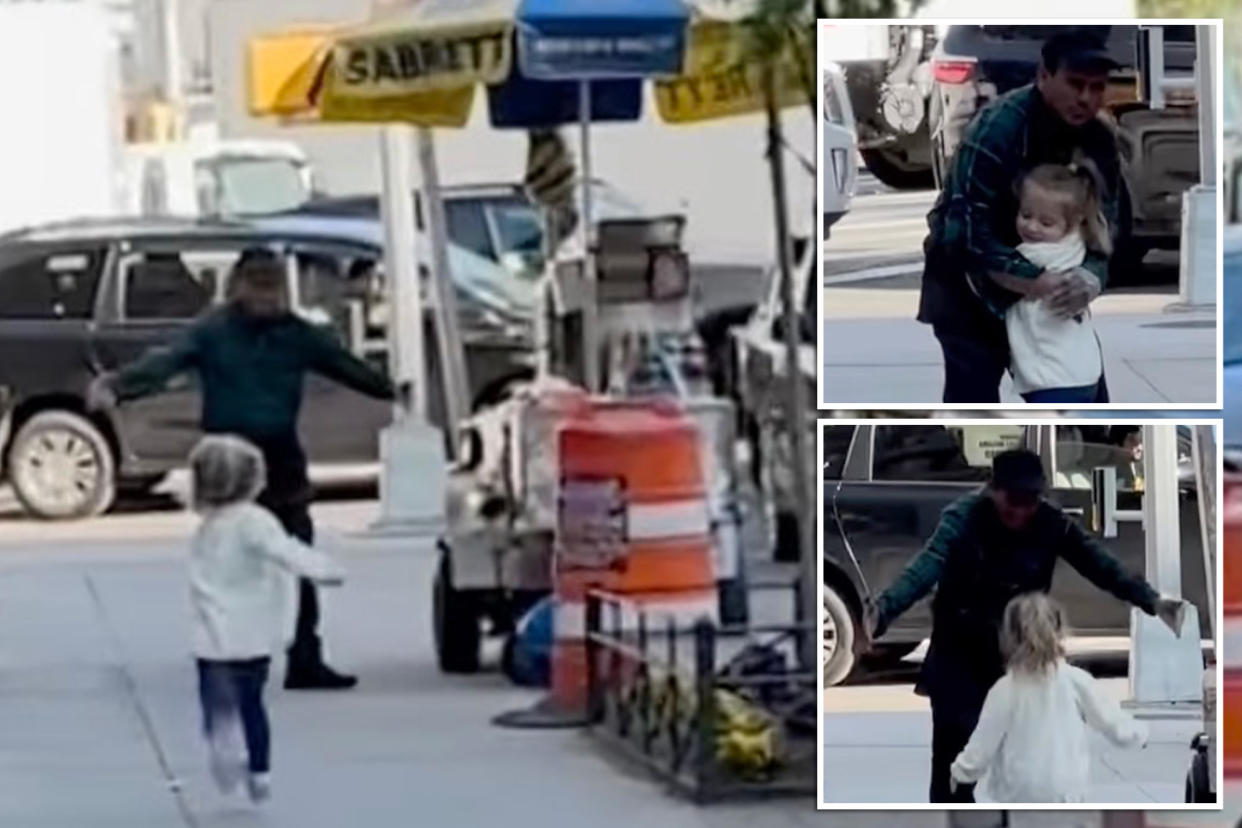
(815, 416, 1226, 811)
(814, 19, 1226, 412)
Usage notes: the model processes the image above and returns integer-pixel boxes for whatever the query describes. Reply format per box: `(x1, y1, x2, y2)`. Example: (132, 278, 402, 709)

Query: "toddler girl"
(950, 593, 1147, 803)
(188, 434, 344, 802)
(993, 163, 1112, 404)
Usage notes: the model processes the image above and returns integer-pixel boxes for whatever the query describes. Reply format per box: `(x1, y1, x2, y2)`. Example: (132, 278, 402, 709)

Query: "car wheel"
(860, 147, 934, 191)
(822, 584, 857, 687)
(433, 544, 481, 674)
(8, 410, 115, 520)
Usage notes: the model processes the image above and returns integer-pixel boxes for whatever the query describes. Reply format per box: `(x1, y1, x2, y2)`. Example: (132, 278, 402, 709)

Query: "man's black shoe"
(284, 665, 358, 691)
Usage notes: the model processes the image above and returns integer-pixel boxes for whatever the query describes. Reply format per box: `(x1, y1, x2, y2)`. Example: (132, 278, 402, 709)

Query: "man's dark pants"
(263, 500, 323, 673)
(249, 432, 323, 676)
(929, 694, 981, 803)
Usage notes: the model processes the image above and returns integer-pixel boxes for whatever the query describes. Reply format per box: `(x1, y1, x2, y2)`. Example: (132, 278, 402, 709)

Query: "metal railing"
(584, 583, 818, 803)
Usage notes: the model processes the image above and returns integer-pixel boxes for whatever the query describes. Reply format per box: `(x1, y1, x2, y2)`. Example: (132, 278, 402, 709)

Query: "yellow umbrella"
(247, 6, 813, 128)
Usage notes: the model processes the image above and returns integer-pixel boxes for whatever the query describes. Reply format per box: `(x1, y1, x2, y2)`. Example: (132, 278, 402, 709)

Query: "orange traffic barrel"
(1223, 474, 1242, 780)
(551, 399, 718, 713)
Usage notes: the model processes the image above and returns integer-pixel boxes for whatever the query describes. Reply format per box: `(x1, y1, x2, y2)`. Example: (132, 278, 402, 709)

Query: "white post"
(1197, 25, 1217, 188)
(1176, 25, 1218, 308)
(415, 125, 470, 444)
(380, 125, 426, 420)
(373, 124, 444, 535)
(578, 79, 599, 393)
(1128, 424, 1201, 706)
(1193, 424, 1217, 627)
(161, 0, 183, 136)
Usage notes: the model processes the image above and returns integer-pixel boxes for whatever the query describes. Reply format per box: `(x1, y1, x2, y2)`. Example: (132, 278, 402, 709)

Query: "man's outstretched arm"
(103, 326, 202, 404)
(872, 495, 974, 636)
(1058, 514, 1186, 634)
(304, 323, 395, 401)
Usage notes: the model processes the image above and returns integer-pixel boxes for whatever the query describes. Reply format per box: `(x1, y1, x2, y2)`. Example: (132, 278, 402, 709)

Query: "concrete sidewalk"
(0, 523, 895, 828)
(820, 301, 1217, 406)
(821, 688, 1198, 805)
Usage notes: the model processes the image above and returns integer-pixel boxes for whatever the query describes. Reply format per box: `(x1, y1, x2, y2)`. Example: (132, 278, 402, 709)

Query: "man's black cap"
(233, 247, 283, 281)
(1042, 27, 1120, 74)
(991, 449, 1046, 495)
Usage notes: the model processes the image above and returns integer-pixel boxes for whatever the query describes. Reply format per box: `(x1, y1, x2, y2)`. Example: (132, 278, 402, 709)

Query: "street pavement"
(820, 184, 1219, 407)
(822, 672, 1198, 806)
(0, 497, 1225, 826)
(0, 498, 941, 828)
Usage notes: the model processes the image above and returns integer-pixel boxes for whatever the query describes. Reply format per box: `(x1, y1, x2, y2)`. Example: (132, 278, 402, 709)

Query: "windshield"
(198, 157, 310, 217)
(491, 197, 543, 259)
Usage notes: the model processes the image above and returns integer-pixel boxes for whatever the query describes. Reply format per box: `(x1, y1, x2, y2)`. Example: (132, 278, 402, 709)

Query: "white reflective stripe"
(1224, 615, 1242, 670)
(553, 594, 718, 641)
(628, 499, 710, 540)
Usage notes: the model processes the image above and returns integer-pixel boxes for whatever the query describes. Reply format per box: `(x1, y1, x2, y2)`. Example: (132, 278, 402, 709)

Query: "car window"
(122, 247, 228, 321)
(0, 245, 105, 319)
(873, 424, 1024, 482)
(1052, 424, 1193, 492)
(445, 200, 496, 262)
(823, 425, 854, 481)
(292, 248, 383, 347)
(1053, 424, 1144, 491)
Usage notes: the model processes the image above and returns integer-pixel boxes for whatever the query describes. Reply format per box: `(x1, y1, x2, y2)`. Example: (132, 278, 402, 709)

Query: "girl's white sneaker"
(207, 737, 243, 794)
(247, 772, 271, 804)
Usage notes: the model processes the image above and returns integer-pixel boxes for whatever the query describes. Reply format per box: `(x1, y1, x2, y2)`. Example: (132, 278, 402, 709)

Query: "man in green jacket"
(860, 449, 1187, 803)
(90, 248, 397, 690)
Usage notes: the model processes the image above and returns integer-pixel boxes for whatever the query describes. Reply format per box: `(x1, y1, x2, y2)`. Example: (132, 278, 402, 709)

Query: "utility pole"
(763, 60, 815, 672)
(161, 0, 183, 132)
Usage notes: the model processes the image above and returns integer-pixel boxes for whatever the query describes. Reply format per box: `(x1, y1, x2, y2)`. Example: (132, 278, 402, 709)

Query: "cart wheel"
(433, 545, 481, 674)
(1186, 746, 1213, 803)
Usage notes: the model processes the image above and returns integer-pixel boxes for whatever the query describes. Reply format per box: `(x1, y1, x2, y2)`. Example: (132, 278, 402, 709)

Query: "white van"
(122, 140, 314, 218)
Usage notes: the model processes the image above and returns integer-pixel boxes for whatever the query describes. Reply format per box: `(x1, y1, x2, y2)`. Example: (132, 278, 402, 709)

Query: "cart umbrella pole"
(379, 124, 427, 421)
(578, 79, 600, 393)
(416, 124, 470, 448)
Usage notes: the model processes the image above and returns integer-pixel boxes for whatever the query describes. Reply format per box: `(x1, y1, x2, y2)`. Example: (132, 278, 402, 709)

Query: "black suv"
(821, 421, 1211, 686)
(0, 215, 534, 520)
(929, 25, 1200, 279)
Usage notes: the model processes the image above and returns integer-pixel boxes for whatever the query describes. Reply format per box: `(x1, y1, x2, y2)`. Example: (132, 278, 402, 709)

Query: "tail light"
(933, 58, 976, 85)
(830, 148, 848, 194)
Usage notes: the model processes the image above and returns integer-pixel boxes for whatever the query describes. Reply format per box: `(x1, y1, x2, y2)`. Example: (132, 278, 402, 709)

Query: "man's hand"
(1155, 597, 1189, 637)
(1046, 267, 1101, 319)
(1029, 269, 1071, 299)
(854, 597, 880, 656)
(86, 374, 117, 412)
(396, 381, 414, 411)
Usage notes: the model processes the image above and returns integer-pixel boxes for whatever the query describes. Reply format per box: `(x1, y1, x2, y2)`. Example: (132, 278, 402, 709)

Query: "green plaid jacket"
(917, 85, 1122, 328)
(873, 492, 1159, 636)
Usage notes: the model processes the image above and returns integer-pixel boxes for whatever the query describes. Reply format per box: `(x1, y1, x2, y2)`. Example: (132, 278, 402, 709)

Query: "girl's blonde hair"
(1020, 160, 1113, 255)
(189, 434, 266, 513)
(1001, 592, 1068, 675)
